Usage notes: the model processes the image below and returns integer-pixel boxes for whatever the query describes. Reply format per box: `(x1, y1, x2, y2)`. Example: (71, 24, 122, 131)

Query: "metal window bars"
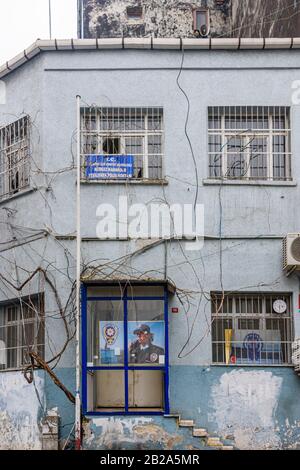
(208, 106, 291, 181)
(0, 296, 44, 371)
(211, 293, 293, 366)
(80, 107, 164, 181)
(0, 116, 30, 201)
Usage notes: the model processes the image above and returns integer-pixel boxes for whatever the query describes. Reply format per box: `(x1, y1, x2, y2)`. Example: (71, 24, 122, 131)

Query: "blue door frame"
(81, 283, 170, 416)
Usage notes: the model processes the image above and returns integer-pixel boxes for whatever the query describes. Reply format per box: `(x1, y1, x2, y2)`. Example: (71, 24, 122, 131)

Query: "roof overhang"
(1, 37, 300, 79)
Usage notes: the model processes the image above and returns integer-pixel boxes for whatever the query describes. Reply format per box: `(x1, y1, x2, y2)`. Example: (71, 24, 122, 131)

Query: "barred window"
(81, 107, 163, 181)
(208, 107, 291, 181)
(0, 116, 30, 201)
(211, 293, 293, 366)
(0, 295, 44, 371)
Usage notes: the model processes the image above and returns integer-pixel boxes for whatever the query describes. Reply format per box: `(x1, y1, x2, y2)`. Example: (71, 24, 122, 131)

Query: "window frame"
(0, 294, 45, 372)
(211, 292, 294, 367)
(208, 107, 291, 181)
(80, 107, 164, 182)
(81, 283, 170, 416)
(0, 115, 30, 201)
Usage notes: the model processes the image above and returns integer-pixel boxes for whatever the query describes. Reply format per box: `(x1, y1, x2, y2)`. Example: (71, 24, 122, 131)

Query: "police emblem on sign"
(150, 353, 158, 363)
(103, 324, 118, 346)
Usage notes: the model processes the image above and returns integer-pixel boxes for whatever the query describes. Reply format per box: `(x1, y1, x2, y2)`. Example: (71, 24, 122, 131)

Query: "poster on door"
(128, 321, 165, 365)
(99, 321, 124, 364)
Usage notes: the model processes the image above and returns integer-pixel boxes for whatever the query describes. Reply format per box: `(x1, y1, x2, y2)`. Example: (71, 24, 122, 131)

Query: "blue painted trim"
(85, 411, 164, 417)
(124, 286, 129, 413)
(87, 366, 165, 371)
(81, 284, 88, 414)
(87, 296, 164, 301)
(82, 283, 169, 416)
(164, 287, 170, 415)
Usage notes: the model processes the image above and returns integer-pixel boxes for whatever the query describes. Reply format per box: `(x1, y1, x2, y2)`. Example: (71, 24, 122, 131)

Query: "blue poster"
(231, 330, 282, 365)
(86, 155, 134, 179)
(99, 321, 124, 365)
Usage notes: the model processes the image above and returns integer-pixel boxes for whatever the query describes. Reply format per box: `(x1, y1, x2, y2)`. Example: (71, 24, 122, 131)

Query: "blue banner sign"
(85, 155, 134, 179)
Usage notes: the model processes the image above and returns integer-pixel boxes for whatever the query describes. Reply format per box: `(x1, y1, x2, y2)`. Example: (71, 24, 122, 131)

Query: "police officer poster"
(128, 321, 165, 365)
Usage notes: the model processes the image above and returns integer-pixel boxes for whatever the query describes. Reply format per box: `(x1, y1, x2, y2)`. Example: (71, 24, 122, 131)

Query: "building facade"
(0, 38, 300, 450)
(78, 0, 300, 39)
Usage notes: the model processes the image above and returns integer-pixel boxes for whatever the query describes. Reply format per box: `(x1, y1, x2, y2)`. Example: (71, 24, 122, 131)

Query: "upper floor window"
(0, 116, 30, 201)
(81, 107, 163, 181)
(211, 292, 293, 366)
(0, 295, 44, 371)
(208, 106, 291, 181)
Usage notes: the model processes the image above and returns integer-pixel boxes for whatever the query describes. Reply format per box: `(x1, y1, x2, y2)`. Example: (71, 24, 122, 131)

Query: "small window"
(193, 9, 210, 36)
(81, 107, 164, 180)
(0, 295, 44, 371)
(211, 293, 293, 366)
(208, 106, 291, 181)
(126, 6, 143, 20)
(0, 116, 30, 201)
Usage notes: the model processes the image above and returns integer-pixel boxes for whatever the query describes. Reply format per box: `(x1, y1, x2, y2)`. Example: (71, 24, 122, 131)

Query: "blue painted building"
(0, 37, 300, 450)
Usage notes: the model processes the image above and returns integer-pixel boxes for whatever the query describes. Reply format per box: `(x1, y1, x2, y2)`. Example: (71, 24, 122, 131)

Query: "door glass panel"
(128, 370, 164, 410)
(87, 300, 124, 366)
(95, 370, 125, 411)
(128, 300, 165, 365)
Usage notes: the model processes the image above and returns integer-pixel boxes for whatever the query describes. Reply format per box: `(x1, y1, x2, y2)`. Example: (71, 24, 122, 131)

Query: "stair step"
(206, 437, 223, 447)
(221, 446, 234, 451)
(164, 414, 180, 419)
(193, 428, 208, 438)
(179, 419, 194, 427)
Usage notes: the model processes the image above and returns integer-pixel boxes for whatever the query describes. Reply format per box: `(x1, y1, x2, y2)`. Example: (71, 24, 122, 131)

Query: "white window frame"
(81, 107, 164, 181)
(0, 296, 44, 372)
(208, 107, 291, 181)
(0, 115, 30, 201)
(211, 292, 293, 366)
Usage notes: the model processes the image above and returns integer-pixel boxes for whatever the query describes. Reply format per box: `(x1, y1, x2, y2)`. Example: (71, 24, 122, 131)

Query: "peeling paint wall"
(80, 0, 300, 39)
(211, 370, 283, 450)
(83, 417, 188, 450)
(80, 0, 232, 38)
(0, 372, 44, 449)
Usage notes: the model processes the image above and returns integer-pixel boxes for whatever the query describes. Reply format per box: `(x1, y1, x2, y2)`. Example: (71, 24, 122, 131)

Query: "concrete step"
(221, 446, 234, 451)
(193, 428, 208, 438)
(206, 437, 223, 447)
(164, 414, 180, 419)
(179, 419, 194, 427)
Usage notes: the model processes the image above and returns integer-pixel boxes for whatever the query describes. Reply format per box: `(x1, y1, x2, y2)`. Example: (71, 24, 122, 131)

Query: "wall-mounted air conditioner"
(283, 234, 300, 271)
(292, 339, 300, 373)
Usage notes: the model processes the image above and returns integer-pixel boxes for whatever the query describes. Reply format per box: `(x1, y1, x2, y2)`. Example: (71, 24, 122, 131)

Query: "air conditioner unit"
(283, 234, 300, 271)
(292, 339, 300, 373)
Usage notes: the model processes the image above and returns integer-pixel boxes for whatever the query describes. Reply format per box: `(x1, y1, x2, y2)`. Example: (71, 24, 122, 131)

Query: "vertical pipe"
(75, 95, 82, 450)
(48, 0, 52, 40)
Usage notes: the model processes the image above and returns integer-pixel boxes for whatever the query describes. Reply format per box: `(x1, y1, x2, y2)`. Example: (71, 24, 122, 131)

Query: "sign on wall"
(85, 155, 134, 179)
(232, 329, 282, 365)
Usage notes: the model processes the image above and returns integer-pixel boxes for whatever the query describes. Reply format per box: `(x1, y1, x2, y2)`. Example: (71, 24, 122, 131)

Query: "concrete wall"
(1, 47, 300, 449)
(79, 0, 231, 38)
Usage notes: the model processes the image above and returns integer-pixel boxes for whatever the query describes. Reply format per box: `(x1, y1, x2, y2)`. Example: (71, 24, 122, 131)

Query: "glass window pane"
(128, 370, 164, 410)
(87, 300, 124, 366)
(128, 300, 165, 365)
(126, 286, 164, 298)
(93, 370, 125, 411)
(87, 286, 123, 297)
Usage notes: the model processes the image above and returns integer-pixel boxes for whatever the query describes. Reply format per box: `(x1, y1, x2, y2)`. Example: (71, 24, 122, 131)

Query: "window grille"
(211, 293, 293, 366)
(0, 116, 30, 201)
(208, 107, 291, 181)
(0, 295, 44, 371)
(80, 107, 163, 181)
